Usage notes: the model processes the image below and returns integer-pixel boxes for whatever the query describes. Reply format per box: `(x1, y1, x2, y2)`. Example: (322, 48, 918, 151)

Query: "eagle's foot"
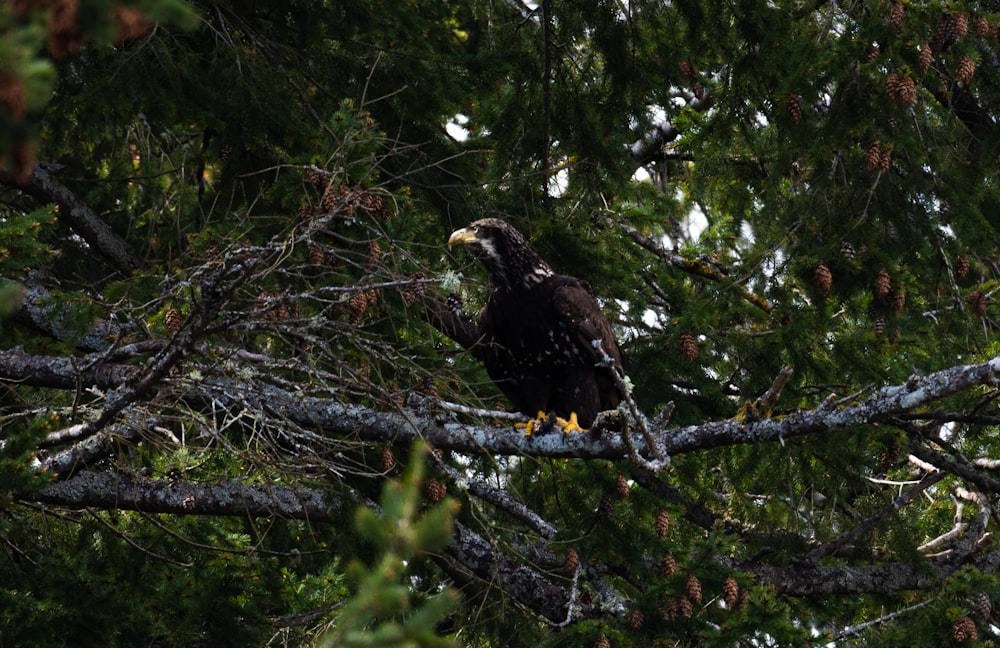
(555, 412, 587, 434)
(516, 411, 554, 436)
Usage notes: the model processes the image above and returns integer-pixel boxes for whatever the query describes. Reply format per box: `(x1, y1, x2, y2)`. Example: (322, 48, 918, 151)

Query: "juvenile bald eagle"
(448, 218, 624, 431)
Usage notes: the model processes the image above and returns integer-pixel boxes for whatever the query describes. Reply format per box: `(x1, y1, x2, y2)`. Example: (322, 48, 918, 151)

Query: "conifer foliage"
(4, 1, 1000, 646)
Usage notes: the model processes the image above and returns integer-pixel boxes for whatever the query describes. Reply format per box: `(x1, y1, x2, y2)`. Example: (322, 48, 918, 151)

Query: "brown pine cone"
(616, 473, 630, 499)
(563, 548, 580, 575)
(787, 94, 803, 125)
(975, 15, 991, 38)
(660, 552, 677, 578)
(970, 591, 992, 620)
(814, 262, 832, 293)
(874, 268, 892, 299)
(686, 574, 703, 606)
(165, 307, 182, 336)
(956, 54, 976, 85)
(918, 42, 934, 74)
(932, 12, 968, 52)
(380, 446, 396, 474)
(955, 256, 970, 278)
(865, 141, 890, 172)
(424, 478, 447, 503)
(951, 615, 977, 642)
(678, 596, 694, 618)
(679, 331, 698, 361)
(969, 290, 988, 317)
(865, 43, 881, 63)
(655, 509, 671, 539)
(723, 576, 740, 608)
(888, 2, 905, 31)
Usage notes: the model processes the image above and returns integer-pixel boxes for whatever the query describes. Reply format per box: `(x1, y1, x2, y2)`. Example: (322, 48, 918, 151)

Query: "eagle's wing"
(552, 279, 625, 388)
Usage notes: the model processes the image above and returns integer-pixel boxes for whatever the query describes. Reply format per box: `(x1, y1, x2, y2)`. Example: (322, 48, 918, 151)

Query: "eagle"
(448, 218, 625, 432)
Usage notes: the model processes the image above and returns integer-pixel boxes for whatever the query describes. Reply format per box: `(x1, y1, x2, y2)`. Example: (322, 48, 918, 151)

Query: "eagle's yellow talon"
(515, 411, 549, 436)
(557, 412, 587, 433)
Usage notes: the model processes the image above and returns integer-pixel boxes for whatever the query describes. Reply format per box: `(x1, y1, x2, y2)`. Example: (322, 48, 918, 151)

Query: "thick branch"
(4, 349, 1000, 461)
(3, 163, 145, 275)
(32, 470, 340, 521)
(28, 469, 584, 624)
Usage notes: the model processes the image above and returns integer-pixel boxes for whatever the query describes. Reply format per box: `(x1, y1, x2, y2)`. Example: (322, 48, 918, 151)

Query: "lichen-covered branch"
(4, 348, 1000, 463)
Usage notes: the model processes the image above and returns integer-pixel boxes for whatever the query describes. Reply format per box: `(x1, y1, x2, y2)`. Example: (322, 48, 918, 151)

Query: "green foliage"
(320, 442, 459, 648)
(0, 413, 52, 510)
(5, 0, 1000, 646)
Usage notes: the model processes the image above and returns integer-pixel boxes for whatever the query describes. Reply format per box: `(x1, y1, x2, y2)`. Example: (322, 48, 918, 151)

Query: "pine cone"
(447, 292, 464, 316)
(679, 331, 698, 361)
(918, 42, 934, 74)
(678, 596, 694, 618)
(307, 243, 325, 265)
(165, 307, 182, 336)
(630, 609, 645, 630)
(932, 12, 968, 52)
(889, 291, 906, 312)
(616, 473, 630, 499)
(969, 290, 987, 317)
(975, 15, 991, 38)
(892, 74, 917, 108)
(686, 574, 703, 606)
(380, 447, 397, 473)
(402, 272, 427, 307)
(679, 60, 696, 79)
(840, 241, 856, 260)
(563, 548, 580, 575)
(367, 239, 382, 269)
(956, 54, 976, 85)
(663, 599, 680, 621)
(424, 478, 447, 503)
(593, 635, 610, 648)
(872, 312, 887, 336)
(348, 291, 369, 326)
(598, 495, 615, 518)
(865, 141, 890, 173)
(874, 268, 892, 299)
(951, 615, 977, 643)
(970, 591, 992, 620)
(655, 509, 671, 539)
(660, 552, 677, 578)
(418, 375, 440, 399)
(865, 43, 881, 63)
(888, 1, 905, 31)
(814, 262, 832, 293)
(879, 438, 901, 472)
(955, 256, 970, 278)
(787, 94, 803, 124)
(723, 576, 740, 608)
(258, 290, 288, 322)
(305, 167, 327, 188)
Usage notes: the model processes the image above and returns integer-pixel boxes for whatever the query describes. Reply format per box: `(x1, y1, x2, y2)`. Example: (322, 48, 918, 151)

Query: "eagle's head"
(448, 218, 552, 291)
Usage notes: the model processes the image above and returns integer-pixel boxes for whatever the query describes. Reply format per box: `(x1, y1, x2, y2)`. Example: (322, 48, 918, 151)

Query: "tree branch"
(4, 349, 1000, 461)
(3, 163, 145, 275)
(31, 470, 341, 521)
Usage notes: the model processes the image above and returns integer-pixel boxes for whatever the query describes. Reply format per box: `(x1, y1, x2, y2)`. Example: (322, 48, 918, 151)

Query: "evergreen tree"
(3, 1, 1000, 646)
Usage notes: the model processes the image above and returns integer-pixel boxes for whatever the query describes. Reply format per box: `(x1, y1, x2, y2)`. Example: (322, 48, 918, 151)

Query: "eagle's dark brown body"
(448, 218, 624, 428)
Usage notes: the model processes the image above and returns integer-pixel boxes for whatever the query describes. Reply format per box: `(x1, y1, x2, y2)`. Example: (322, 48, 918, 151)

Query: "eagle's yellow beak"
(448, 227, 478, 249)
